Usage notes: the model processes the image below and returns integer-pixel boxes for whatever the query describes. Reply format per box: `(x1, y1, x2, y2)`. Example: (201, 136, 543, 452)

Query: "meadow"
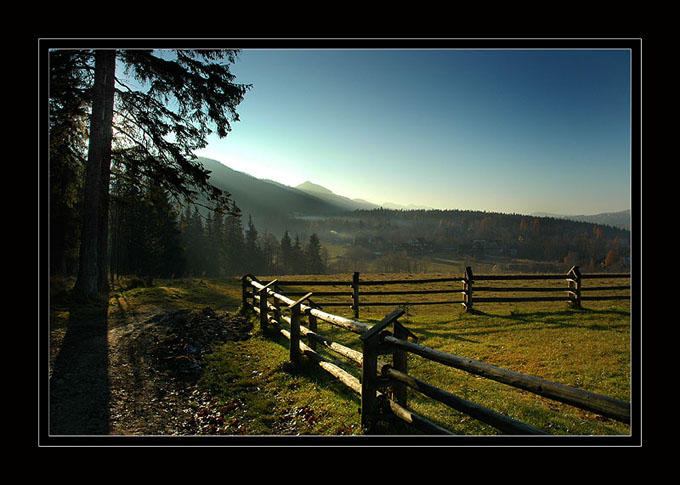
(50, 273, 633, 436)
(261, 272, 632, 435)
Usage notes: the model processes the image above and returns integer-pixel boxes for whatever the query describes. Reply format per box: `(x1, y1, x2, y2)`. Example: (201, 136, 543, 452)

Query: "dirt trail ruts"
(49, 305, 252, 436)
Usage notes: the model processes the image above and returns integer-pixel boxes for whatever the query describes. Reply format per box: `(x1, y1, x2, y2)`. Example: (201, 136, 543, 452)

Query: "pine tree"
(305, 233, 325, 275)
(292, 235, 304, 274)
(244, 216, 263, 274)
(222, 209, 245, 276)
(49, 51, 89, 276)
(279, 231, 293, 275)
(261, 232, 279, 275)
(49, 48, 251, 297)
(204, 210, 222, 277)
(143, 183, 186, 278)
(73, 50, 116, 296)
(181, 206, 208, 276)
(109, 161, 148, 280)
(109, 169, 187, 281)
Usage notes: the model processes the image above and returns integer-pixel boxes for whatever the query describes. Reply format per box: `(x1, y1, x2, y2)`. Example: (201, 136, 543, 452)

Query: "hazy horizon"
(197, 47, 633, 216)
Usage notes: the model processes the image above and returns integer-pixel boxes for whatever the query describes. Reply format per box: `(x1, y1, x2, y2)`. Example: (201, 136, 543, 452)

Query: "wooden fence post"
(257, 279, 278, 331)
(289, 303, 302, 370)
(360, 329, 379, 433)
(391, 319, 417, 408)
(259, 287, 268, 330)
(288, 292, 313, 371)
(252, 281, 257, 311)
(463, 266, 474, 313)
(352, 271, 360, 319)
(273, 284, 281, 322)
(568, 266, 582, 308)
(359, 308, 406, 433)
(307, 302, 318, 352)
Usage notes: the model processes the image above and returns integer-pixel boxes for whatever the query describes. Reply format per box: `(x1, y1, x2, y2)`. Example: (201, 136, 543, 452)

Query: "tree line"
(48, 48, 251, 298)
(108, 172, 327, 282)
(300, 208, 631, 273)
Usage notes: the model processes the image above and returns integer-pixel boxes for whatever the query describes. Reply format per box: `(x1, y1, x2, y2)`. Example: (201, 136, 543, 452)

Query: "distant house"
(472, 239, 504, 255)
(403, 237, 432, 252)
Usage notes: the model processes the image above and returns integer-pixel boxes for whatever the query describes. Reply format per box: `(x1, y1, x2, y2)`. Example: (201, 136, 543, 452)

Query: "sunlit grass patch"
(200, 331, 362, 435)
(108, 277, 243, 314)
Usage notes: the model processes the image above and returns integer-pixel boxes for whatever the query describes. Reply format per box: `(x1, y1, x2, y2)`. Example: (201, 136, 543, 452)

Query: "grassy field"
(50, 272, 633, 437)
(244, 272, 633, 436)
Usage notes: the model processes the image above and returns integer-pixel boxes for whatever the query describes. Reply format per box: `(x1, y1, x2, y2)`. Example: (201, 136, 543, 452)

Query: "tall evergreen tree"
(244, 216, 263, 274)
(222, 207, 245, 276)
(143, 182, 185, 278)
(49, 50, 89, 276)
(305, 233, 325, 274)
(49, 48, 250, 297)
(292, 235, 304, 274)
(261, 232, 279, 275)
(109, 168, 185, 280)
(180, 206, 208, 276)
(73, 50, 116, 297)
(279, 231, 293, 275)
(204, 210, 223, 277)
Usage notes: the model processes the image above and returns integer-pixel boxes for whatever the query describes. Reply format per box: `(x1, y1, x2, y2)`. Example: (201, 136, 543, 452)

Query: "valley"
(198, 156, 632, 275)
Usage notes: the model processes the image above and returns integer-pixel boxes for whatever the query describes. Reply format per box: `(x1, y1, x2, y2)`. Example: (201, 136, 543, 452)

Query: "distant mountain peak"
(295, 181, 334, 195)
(381, 201, 435, 211)
(295, 180, 380, 210)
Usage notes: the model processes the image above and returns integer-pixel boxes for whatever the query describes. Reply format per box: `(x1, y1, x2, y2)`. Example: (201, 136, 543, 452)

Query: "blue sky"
(196, 48, 632, 216)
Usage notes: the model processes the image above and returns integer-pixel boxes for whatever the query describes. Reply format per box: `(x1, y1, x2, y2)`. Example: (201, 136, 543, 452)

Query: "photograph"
(39, 37, 641, 448)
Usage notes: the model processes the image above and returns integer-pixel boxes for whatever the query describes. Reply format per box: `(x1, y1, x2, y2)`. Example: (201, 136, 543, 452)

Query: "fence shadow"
(468, 307, 630, 330)
(50, 297, 110, 435)
(260, 325, 363, 406)
(399, 306, 631, 345)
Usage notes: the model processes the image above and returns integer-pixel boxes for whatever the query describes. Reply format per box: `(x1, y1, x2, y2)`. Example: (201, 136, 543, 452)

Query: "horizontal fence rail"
(268, 266, 630, 316)
(241, 274, 631, 435)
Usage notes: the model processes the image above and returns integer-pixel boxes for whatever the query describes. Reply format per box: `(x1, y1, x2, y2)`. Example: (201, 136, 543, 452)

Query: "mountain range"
(198, 157, 631, 232)
(531, 210, 631, 231)
(294, 180, 380, 211)
(197, 157, 342, 227)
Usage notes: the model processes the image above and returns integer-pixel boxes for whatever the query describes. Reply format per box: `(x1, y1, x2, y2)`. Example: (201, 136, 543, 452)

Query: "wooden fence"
(267, 266, 630, 317)
(241, 274, 631, 435)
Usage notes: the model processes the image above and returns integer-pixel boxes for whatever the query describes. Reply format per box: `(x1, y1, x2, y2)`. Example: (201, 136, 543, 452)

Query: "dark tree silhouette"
(49, 48, 250, 297)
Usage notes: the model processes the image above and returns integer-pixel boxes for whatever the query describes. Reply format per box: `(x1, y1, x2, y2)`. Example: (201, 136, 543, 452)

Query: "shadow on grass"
(394, 305, 631, 344)
(470, 307, 630, 320)
(258, 323, 363, 406)
(50, 294, 110, 435)
(467, 307, 631, 331)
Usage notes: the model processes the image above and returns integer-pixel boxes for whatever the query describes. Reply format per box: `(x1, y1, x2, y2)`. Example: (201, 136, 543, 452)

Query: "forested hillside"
(103, 161, 631, 279)
(54, 151, 631, 282)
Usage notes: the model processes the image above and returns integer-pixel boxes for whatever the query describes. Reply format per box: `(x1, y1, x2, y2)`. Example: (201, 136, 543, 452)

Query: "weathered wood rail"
(241, 274, 631, 435)
(269, 266, 630, 316)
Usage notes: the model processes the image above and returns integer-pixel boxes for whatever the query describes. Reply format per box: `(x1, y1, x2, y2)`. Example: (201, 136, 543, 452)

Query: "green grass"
(394, 306, 631, 435)
(198, 332, 362, 435)
(108, 277, 243, 314)
(51, 273, 633, 436)
(251, 272, 632, 436)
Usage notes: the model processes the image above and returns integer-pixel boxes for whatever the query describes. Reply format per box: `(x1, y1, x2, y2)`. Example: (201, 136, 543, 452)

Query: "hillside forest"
(51, 157, 631, 282)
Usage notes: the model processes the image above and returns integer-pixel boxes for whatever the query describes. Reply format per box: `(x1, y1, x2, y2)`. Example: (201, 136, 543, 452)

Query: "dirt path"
(49, 304, 253, 436)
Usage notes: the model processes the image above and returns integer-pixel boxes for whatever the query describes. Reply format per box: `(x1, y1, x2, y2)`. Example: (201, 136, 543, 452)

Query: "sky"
(196, 48, 632, 216)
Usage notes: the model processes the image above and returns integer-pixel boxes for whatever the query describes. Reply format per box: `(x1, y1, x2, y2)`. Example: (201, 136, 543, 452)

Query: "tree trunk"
(74, 50, 116, 298)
